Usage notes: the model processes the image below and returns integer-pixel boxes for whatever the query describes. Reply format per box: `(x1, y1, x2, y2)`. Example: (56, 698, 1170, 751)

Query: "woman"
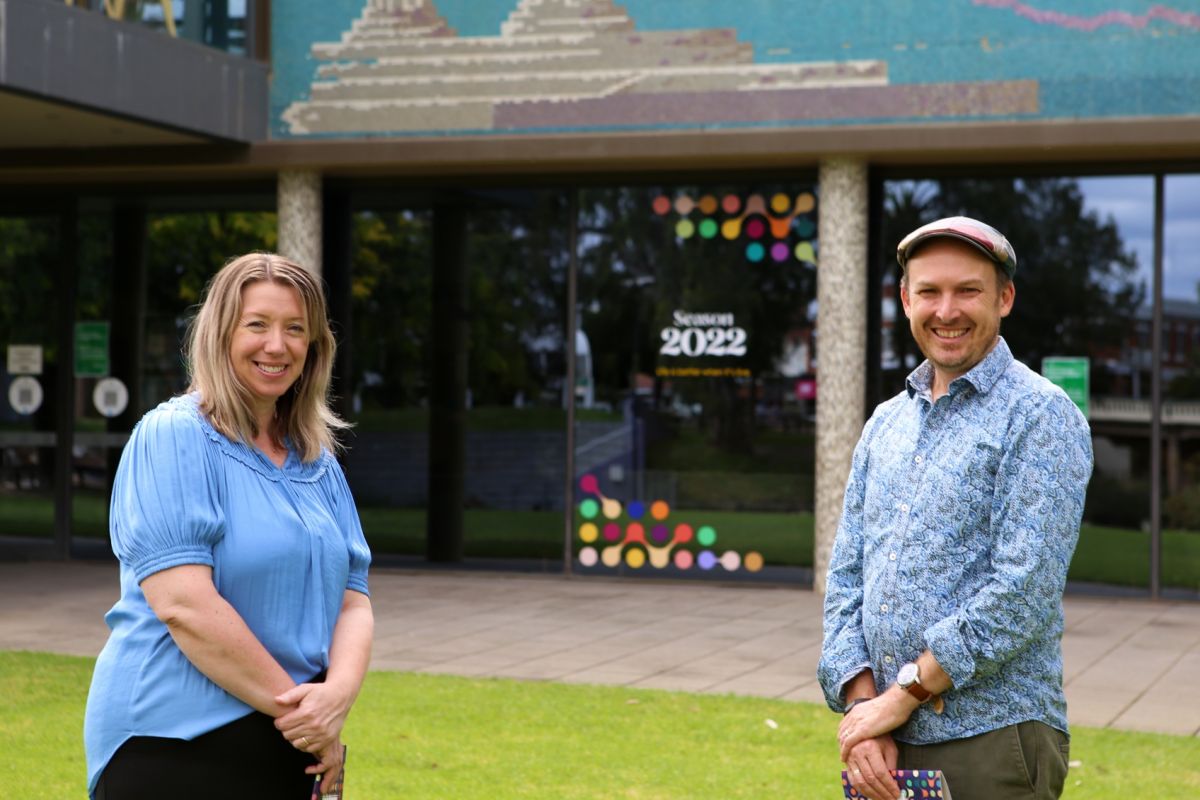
(84, 253, 373, 799)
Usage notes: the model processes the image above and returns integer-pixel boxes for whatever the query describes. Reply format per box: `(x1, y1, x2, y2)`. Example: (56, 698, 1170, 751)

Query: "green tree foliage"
(0, 217, 57, 362)
(350, 210, 432, 410)
(467, 193, 570, 407)
(577, 186, 817, 453)
(349, 195, 570, 415)
(142, 211, 277, 398)
(882, 178, 1144, 395)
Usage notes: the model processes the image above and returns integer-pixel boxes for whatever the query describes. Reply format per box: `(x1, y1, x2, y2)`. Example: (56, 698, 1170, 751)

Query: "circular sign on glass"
(93, 377, 129, 418)
(9, 375, 43, 415)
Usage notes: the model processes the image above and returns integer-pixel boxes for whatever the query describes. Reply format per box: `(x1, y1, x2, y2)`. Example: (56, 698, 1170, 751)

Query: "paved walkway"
(2, 561, 1198, 737)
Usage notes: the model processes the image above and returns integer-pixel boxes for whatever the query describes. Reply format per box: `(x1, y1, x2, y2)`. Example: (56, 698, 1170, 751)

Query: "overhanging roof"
(0, 0, 266, 148)
(2, 114, 1200, 186)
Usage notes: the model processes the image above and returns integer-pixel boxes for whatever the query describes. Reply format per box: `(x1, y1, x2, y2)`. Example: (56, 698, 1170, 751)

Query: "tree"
(577, 185, 818, 454)
(881, 178, 1144, 397)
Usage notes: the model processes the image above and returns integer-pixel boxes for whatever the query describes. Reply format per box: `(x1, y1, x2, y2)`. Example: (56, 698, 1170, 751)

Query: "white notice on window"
(6, 345, 43, 376)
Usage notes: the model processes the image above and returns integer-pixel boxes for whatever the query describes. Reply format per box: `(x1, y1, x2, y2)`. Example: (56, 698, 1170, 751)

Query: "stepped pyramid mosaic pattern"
(281, 0, 1040, 136)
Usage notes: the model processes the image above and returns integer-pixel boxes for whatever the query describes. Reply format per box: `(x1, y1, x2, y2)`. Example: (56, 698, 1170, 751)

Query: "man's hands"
(843, 733, 900, 800)
(838, 687, 919, 762)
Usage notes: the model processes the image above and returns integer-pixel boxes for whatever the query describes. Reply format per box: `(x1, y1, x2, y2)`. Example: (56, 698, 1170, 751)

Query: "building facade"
(2, 0, 1199, 596)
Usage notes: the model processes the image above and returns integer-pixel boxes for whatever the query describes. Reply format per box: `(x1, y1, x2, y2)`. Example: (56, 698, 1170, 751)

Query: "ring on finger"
(297, 735, 309, 750)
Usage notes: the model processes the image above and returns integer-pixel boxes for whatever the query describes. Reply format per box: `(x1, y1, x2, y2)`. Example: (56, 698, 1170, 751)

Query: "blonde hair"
(185, 252, 349, 462)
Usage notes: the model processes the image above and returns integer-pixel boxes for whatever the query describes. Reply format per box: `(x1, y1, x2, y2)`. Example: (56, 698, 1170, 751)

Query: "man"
(818, 216, 1093, 800)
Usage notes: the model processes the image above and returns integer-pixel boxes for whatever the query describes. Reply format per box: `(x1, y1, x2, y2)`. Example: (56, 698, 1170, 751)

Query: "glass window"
(573, 184, 818, 580)
(1161, 174, 1200, 595)
(0, 215, 60, 547)
(878, 175, 1158, 592)
(343, 192, 570, 561)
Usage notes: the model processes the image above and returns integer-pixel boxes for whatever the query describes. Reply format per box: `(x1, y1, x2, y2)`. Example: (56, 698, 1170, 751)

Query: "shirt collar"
(906, 336, 1013, 399)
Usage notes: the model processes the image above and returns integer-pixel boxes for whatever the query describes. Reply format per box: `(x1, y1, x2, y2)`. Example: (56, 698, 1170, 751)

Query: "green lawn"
(4, 651, 1198, 799)
(1069, 523, 1200, 590)
(6, 492, 1200, 590)
(351, 406, 622, 433)
(359, 507, 814, 566)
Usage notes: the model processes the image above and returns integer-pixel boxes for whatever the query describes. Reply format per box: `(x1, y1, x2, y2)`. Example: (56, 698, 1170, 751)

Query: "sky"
(1080, 175, 1200, 303)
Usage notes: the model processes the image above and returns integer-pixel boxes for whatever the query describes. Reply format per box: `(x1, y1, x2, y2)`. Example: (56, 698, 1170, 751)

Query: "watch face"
(897, 662, 919, 686)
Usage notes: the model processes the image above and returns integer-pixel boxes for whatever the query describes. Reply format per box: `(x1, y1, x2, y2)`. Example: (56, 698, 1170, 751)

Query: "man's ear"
(999, 280, 1015, 318)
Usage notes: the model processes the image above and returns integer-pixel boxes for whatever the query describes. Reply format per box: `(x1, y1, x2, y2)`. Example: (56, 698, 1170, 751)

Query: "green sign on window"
(75, 321, 110, 378)
(1042, 356, 1089, 419)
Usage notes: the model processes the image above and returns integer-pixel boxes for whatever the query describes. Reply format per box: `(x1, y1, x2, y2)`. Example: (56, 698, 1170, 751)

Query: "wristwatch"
(897, 662, 944, 714)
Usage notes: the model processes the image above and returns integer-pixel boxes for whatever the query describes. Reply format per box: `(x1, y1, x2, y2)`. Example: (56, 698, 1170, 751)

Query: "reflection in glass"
(0, 216, 58, 543)
(144, 211, 278, 413)
(343, 194, 570, 559)
(879, 176, 1166, 590)
(1161, 175, 1200, 593)
(573, 185, 818, 578)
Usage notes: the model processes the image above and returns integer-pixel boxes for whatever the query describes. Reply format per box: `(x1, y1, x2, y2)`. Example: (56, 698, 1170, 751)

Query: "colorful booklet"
(311, 746, 347, 800)
(841, 769, 951, 799)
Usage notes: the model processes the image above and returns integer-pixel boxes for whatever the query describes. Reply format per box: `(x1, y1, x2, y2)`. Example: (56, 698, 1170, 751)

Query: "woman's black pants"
(95, 710, 316, 800)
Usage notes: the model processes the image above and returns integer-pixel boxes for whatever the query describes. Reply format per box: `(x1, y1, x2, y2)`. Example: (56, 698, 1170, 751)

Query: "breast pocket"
(926, 437, 1002, 535)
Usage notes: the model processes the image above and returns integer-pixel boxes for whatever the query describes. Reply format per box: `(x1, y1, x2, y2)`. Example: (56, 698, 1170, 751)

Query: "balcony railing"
(57, 0, 260, 58)
(1090, 397, 1200, 425)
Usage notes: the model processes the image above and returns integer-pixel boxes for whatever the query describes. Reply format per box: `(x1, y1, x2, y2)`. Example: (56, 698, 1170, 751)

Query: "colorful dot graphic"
(653, 191, 818, 266)
(576, 474, 763, 574)
(844, 769, 946, 799)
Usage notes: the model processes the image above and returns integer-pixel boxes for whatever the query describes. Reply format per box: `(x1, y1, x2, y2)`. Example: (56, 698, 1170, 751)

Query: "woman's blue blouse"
(83, 394, 371, 796)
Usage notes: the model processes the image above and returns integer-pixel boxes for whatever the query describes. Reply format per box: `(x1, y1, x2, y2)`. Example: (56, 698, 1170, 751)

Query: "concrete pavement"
(1, 560, 1198, 737)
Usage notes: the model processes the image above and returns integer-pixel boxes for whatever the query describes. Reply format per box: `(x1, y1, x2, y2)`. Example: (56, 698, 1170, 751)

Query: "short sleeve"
(110, 406, 224, 583)
(327, 458, 371, 596)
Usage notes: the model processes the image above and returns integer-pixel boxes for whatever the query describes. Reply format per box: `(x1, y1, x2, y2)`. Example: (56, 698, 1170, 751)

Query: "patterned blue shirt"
(818, 338, 1093, 743)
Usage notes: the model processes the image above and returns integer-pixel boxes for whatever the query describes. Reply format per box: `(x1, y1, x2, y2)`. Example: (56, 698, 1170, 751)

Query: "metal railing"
(1090, 397, 1200, 425)
(56, 0, 257, 57)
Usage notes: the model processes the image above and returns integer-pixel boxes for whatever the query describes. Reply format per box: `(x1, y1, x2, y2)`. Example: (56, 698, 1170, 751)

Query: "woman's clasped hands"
(275, 680, 353, 793)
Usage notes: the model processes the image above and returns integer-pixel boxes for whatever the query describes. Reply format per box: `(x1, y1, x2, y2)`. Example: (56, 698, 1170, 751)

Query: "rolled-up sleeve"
(109, 408, 224, 583)
(818, 417, 878, 711)
(924, 393, 1092, 689)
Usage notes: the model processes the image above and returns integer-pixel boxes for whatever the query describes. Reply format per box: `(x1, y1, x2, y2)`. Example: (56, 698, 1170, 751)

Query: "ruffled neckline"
(164, 393, 330, 484)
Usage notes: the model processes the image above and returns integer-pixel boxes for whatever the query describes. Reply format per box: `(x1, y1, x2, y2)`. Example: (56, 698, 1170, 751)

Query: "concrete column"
(277, 170, 323, 275)
(813, 158, 869, 595)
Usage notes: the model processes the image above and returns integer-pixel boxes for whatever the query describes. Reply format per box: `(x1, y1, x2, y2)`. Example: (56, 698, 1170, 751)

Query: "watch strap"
(902, 680, 933, 703)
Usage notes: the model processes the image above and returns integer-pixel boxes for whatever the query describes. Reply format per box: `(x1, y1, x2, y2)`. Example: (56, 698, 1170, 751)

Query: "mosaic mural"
(272, 0, 1200, 137)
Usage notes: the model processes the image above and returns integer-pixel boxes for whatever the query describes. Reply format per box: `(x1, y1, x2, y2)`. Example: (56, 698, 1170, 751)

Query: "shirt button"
(914, 455, 923, 464)
(880, 603, 889, 612)
(899, 503, 909, 513)
(884, 655, 894, 664)
(889, 552, 897, 561)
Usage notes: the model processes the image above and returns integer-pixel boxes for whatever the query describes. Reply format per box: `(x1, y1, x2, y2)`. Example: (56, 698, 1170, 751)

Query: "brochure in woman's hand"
(841, 768, 952, 799)
(311, 746, 347, 800)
